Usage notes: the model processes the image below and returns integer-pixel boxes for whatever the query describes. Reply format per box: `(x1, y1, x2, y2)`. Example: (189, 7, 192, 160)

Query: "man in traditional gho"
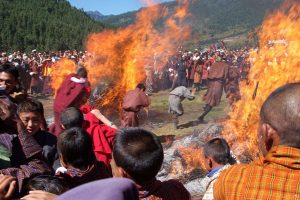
(198, 54, 229, 122)
(29, 57, 41, 94)
(192, 59, 204, 94)
(168, 86, 195, 129)
(121, 84, 150, 128)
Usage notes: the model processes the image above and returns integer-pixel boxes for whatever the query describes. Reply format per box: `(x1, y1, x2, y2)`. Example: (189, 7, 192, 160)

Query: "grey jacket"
(168, 86, 195, 115)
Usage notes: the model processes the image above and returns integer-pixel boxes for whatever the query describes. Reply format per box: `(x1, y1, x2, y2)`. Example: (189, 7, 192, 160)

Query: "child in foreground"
(17, 99, 57, 168)
(113, 127, 191, 200)
(56, 127, 112, 189)
(199, 138, 235, 200)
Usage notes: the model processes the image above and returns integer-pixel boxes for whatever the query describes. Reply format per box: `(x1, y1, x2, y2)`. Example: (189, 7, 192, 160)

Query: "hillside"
(0, 0, 106, 52)
(100, 0, 283, 48)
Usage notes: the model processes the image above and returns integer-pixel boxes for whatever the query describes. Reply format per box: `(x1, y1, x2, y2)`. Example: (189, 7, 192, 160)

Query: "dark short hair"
(136, 83, 146, 91)
(113, 128, 163, 185)
(57, 127, 95, 169)
(27, 175, 68, 195)
(76, 67, 88, 78)
(17, 99, 43, 116)
(260, 83, 300, 148)
(60, 107, 84, 129)
(0, 63, 19, 80)
(203, 138, 231, 165)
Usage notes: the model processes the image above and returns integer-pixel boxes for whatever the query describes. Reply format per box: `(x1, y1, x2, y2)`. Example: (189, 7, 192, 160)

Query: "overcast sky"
(68, 0, 173, 15)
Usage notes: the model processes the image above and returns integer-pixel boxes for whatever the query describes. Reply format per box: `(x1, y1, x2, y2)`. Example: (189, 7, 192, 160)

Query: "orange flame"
(178, 147, 207, 170)
(170, 147, 207, 177)
(50, 58, 76, 94)
(223, 1, 300, 158)
(84, 0, 190, 109)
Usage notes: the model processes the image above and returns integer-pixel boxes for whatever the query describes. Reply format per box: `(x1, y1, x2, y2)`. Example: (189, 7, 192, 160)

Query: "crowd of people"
(0, 50, 90, 96)
(145, 47, 251, 93)
(0, 44, 299, 200)
(0, 46, 250, 96)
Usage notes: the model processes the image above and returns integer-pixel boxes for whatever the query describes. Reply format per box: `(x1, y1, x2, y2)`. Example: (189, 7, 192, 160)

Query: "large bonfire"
(49, 0, 300, 162)
(162, 0, 300, 175)
(223, 1, 300, 158)
(51, 0, 190, 109)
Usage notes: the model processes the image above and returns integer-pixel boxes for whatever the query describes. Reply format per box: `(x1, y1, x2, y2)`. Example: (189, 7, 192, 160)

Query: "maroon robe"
(84, 112, 116, 166)
(49, 74, 87, 136)
(193, 64, 203, 84)
(203, 61, 229, 107)
(121, 88, 150, 128)
(30, 61, 40, 90)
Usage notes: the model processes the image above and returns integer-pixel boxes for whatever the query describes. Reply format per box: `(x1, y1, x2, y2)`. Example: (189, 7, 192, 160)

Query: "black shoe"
(197, 116, 207, 124)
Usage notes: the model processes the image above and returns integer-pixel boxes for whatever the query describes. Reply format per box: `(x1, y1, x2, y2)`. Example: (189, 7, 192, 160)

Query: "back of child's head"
(17, 99, 43, 116)
(76, 67, 88, 78)
(27, 175, 69, 195)
(60, 107, 83, 129)
(58, 127, 95, 169)
(136, 83, 146, 91)
(203, 138, 231, 165)
(113, 128, 163, 185)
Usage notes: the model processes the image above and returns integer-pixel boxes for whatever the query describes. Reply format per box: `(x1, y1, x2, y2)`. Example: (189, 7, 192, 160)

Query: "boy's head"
(17, 99, 44, 135)
(27, 175, 68, 195)
(60, 107, 84, 130)
(57, 127, 95, 170)
(76, 67, 88, 78)
(203, 138, 232, 171)
(113, 128, 163, 185)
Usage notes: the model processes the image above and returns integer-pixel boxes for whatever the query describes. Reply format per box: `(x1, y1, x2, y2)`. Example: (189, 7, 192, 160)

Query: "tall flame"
(50, 58, 76, 94)
(223, 1, 300, 158)
(84, 0, 190, 109)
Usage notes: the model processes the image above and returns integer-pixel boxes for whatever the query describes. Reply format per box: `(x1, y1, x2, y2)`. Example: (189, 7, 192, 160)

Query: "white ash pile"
(157, 124, 223, 196)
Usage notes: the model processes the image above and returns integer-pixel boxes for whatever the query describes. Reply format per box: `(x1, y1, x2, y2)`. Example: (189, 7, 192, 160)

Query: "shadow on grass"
(178, 120, 208, 129)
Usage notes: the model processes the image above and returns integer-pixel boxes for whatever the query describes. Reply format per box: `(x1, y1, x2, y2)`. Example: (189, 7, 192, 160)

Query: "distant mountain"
(0, 0, 106, 52)
(99, 0, 283, 48)
(87, 11, 115, 21)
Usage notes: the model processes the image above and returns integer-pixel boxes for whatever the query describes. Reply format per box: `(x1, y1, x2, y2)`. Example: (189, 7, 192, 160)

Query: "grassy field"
(41, 89, 229, 138)
(136, 89, 228, 137)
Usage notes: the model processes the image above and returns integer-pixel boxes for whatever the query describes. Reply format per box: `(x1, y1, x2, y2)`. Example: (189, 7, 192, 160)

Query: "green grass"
(139, 89, 229, 137)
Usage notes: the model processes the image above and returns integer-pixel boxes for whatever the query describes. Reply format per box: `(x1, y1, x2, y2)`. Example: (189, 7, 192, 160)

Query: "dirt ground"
(39, 89, 229, 138)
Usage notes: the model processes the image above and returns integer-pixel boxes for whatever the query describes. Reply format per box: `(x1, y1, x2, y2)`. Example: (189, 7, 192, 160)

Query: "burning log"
(252, 81, 259, 100)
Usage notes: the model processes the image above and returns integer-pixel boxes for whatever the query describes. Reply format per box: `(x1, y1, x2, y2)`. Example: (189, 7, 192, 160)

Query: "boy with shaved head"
(214, 83, 300, 199)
